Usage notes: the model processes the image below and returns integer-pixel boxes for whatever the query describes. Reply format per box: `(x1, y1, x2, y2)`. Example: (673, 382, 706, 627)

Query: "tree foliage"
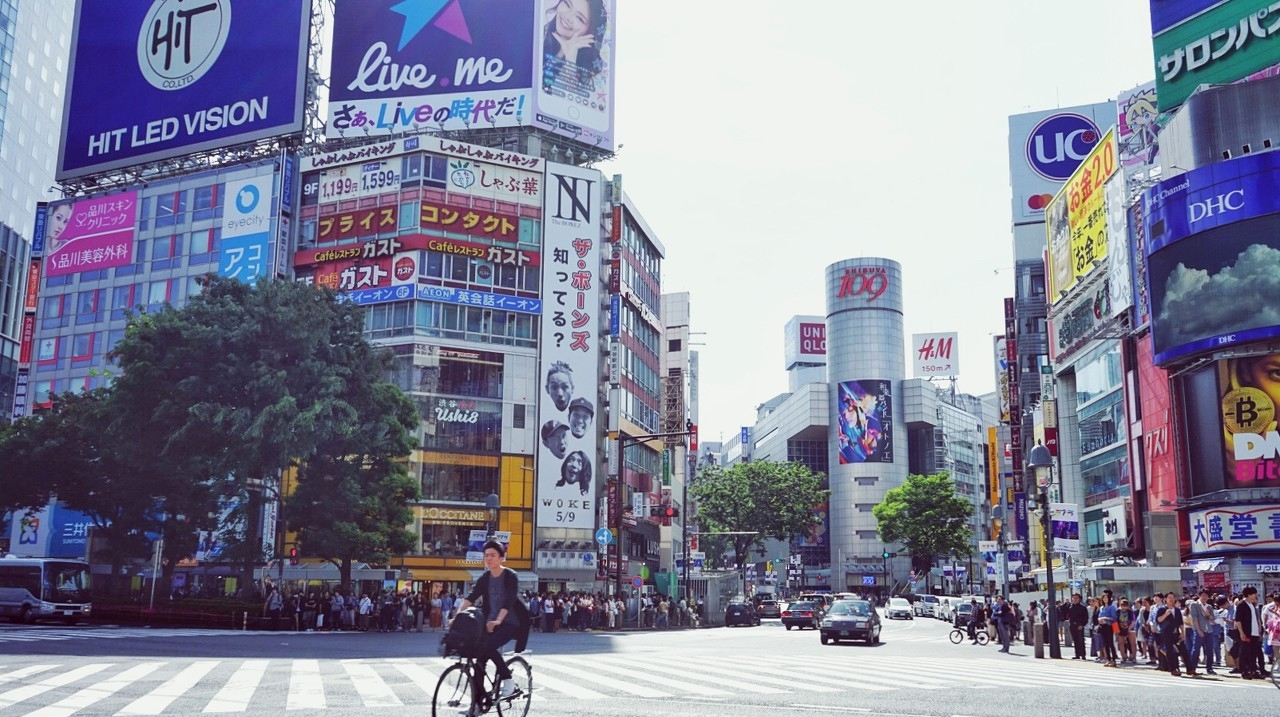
(689, 461, 828, 571)
(0, 275, 419, 593)
(872, 471, 974, 572)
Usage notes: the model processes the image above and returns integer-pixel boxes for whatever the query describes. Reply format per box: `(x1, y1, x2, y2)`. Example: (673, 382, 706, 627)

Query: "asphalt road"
(0, 611, 1275, 717)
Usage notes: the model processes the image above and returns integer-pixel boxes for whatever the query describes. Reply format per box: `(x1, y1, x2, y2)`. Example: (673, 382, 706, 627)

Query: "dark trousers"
(1098, 626, 1116, 662)
(1238, 637, 1265, 676)
(1070, 624, 1086, 658)
(1160, 632, 1190, 673)
(476, 621, 519, 694)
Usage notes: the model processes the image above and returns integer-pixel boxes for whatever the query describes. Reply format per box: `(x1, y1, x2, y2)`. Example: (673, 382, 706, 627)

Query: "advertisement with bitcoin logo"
(1220, 353, 1280, 488)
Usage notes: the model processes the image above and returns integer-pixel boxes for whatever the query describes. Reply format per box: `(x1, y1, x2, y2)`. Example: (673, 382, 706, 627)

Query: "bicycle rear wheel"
(975, 631, 989, 645)
(497, 656, 532, 717)
(949, 629, 963, 644)
(432, 663, 476, 717)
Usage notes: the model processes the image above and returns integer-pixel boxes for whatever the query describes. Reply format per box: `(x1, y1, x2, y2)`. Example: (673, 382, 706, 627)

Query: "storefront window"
(1082, 446, 1129, 508)
(421, 461, 499, 502)
(1075, 342, 1123, 407)
(422, 524, 485, 557)
(1078, 391, 1125, 456)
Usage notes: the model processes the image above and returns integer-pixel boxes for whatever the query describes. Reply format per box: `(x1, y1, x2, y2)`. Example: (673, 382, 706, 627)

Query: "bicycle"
(432, 650, 533, 717)
(949, 626, 989, 645)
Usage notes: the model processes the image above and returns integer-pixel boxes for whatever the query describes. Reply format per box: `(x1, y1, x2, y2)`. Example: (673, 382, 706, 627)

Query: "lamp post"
(1027, 442, 1060, 659)
(485, 492, 500, 539)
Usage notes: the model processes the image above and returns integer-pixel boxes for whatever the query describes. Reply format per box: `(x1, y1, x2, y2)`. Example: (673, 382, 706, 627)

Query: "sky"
(593, 0, 1158, 444)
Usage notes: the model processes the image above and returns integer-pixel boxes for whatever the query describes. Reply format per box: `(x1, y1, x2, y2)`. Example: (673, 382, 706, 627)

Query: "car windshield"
(789, 602, 815, 611)
(829, 601, 871, 616)
(890, 598, 910, 607)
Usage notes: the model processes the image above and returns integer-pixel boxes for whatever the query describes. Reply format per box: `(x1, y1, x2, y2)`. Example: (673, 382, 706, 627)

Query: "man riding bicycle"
(450, 540, 530, 700)
(967, 599, 983, 643)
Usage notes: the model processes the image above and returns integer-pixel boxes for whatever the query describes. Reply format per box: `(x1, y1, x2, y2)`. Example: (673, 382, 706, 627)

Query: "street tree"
(689, 461, 828, 572)
(872, 471, 974, 574)
(107, 275, 419, 593)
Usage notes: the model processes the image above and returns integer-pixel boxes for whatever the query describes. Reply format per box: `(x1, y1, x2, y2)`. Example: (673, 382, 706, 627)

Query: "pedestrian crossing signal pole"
(1028, 443, 1060, 659)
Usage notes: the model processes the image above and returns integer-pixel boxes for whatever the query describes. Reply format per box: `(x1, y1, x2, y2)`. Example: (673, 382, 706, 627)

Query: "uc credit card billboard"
(328, 0, 615, 151)
(58, 0, 309, 180)
(1007, 103, 1112, 223)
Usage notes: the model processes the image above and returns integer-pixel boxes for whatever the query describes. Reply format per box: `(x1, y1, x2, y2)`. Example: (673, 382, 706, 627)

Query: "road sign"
(1069, 579, 1082, 591)
(595, 528, 613, 545)
(862, 575, 875, 586)
(632, 576, 644, 589)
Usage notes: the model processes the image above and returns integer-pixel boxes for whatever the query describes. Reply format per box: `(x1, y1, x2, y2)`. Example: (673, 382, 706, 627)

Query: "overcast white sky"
(595, 0, 1157, 443)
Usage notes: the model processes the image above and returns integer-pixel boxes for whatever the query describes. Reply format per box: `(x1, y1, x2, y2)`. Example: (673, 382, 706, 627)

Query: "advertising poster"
(44, 191, 139, 277)
(835, 379, 893, 464)
(59, 0, 309, 179)
(1116, 81, 1160, 171)
(465, 529, 489, 563)
(980, 540, 998, 579)
(798, 503, 828, 549)
(1045, 182, 1073, 301)
(535, 163, 602, 531)
(911, 332, 959, 377)
(1104, 173, 1133, 318)
(1046, 127, 1117, 300)
(532, 0, 616, 151)
(1049, 503, 1080, 554)
(1007, 105, 1109, 222)
(995, 336, 1010, 422)
(219, 176, 275, 284)
(1188, 504, 1280, 554)
(1153, 0, 1280, 111)
(1219, 352, 1280, 488)
(328, 0, 534, 136)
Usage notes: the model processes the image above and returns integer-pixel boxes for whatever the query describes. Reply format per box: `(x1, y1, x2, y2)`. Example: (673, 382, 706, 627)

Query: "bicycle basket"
(442, 607, 487, 658)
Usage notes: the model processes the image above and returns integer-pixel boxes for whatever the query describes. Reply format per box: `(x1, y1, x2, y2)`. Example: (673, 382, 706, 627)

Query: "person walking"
(1187, 590, 1216, 674)
(1156, 592, 1195, 676)
(1234, 586, 1266, 679)
(994, 595, 1014, 653)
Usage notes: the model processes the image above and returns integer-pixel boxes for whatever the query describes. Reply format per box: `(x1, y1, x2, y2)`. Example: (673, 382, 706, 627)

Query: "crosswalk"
(0, 628, 264, 645)
(0, 651, 1269, 716)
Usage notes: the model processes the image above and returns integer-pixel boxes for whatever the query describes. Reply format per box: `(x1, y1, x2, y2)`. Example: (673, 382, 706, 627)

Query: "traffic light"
(289, 547, 299, 566)
(882, 551, 890, 559)
(663, 505, 679, 519)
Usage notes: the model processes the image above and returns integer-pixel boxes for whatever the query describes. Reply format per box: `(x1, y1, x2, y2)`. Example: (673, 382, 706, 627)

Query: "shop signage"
(835, 266, 888, 301)
(422, 507, 488, 525)
(1049, 277, 1118, 364)
(1188, 504, 1280, 555)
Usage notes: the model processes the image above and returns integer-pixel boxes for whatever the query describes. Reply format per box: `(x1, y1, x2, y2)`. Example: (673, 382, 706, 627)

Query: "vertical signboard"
(58, 0, 309, 179)
(45, 192, 140, 277)
(995, 336, 1010, 423)
(219, 175, 274, 283)
(536, 162, 601, 531)
(532, 0, 617, 150)
(328, 0, 534, 136)
(1049, 503, 1081, 553)
(835, 379, 893, 464)
(1045, 127, 1119, 300)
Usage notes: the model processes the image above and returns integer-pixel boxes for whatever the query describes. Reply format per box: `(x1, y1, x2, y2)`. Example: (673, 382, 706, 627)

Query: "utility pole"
(613, 429, 695, 600)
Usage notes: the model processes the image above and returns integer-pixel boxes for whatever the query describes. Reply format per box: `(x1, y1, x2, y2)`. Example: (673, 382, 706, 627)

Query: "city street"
(0, 611, 1274, 717)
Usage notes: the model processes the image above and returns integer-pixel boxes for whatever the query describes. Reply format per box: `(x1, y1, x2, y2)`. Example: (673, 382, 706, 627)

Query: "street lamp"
(485, 492, 500, 539)
(1027, 442, 1060, 659)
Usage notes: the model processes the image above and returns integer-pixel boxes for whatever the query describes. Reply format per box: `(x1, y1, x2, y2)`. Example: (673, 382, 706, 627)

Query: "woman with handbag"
(1097, 593, 1118, 667)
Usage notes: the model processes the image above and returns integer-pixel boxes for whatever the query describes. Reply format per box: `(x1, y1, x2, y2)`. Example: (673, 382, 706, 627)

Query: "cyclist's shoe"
(500, 678, 516, 698)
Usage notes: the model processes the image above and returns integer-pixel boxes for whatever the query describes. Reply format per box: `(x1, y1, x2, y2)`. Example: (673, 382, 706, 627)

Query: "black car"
(953, 602, 975, 627)
(819, 599, 881, 645)
(724, 601, 760, 627)
(781, 601, 822, 630)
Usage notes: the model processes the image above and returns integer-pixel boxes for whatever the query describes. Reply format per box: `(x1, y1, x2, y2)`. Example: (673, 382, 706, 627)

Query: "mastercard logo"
(1026, 194, 1054, 210)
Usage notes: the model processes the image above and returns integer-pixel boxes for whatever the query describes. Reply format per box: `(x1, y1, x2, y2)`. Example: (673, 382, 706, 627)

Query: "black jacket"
(1068, 602, 1089, 627)
(468, 568, 532, 653)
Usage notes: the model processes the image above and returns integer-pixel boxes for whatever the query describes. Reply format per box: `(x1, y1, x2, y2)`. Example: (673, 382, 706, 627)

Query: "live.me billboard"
(58, 0, 310, 180)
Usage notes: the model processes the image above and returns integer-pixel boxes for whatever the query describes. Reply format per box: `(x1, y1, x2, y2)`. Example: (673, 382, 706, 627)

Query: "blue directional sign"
(595, 528, 614, 545)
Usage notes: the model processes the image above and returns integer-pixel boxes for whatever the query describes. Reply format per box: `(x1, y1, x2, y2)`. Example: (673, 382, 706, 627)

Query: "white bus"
(0, 556, 93, 624)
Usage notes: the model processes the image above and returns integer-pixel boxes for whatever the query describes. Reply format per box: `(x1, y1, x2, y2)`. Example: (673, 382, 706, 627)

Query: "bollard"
(1034, 620, 1045, 658)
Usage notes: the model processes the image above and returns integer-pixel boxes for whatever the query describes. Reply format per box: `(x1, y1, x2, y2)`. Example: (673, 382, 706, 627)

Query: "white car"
(886, 597, 914, 620)
(915, 594, 940, 617)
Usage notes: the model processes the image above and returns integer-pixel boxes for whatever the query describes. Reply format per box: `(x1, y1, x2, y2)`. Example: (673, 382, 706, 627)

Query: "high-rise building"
(0, 1, 73, 422)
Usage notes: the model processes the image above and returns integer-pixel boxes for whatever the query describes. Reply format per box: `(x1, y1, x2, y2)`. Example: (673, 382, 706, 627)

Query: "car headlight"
(821, 619, 831, 627)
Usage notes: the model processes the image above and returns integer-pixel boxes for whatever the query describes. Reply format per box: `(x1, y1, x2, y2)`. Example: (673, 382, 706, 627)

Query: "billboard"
(1045, 127, 1118, 301)
(1135, 335, 1179, 508)
(1008, 104, 1110, 223)
(1143, 149, 1280, 363)
(535, 162, 603, 531)
(1219, 352, 1280, 489)
(44, 191, 140, 277)
(1116, 81, 1161, 172)
(783, 315, 826, 369)
(219, 176, 274, 284)
(1049, 503, 1080, 554)
(1188, 504, 1280, 554)
(1153, 0, 1280, 111)
(58, 0, 309, 179)
(995, 336, 1010, 423)
(531, 0, 617, 151)
(835, 379, 893, 464)
(911, 332, 959, 377)
(327, 1, 616, 151)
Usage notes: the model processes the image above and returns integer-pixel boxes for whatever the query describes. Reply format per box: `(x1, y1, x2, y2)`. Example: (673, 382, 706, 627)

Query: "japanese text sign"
(1046, 127, 1117, 299)
(44, 191, 139, 277)
(1188, 504, 1280, 554)
(318, 206, 399, 243)
(421, 201, 519, 242)
(1153, 0, 1280, 111)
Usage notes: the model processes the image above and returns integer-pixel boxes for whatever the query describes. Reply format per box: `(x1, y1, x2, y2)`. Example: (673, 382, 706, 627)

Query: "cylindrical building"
(825, 258, 907, 594)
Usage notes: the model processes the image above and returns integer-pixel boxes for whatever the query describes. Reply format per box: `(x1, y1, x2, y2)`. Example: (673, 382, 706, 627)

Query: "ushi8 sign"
(1046, 127, 1118, 300)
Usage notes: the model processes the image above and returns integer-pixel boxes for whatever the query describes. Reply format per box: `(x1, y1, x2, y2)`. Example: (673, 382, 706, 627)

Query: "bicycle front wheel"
(949, 629, 963, 644)
(432, 663, 476, 717)
(497, 656, 532, 717)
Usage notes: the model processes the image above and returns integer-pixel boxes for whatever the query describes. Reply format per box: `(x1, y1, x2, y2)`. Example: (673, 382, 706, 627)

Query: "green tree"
(872, 471, 974, 574)
(689, 461, 828, 572)
(107, 275, 419, 593)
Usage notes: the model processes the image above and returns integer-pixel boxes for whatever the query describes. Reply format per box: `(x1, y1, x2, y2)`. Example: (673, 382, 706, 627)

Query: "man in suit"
(1234, 586, 1266, 679)
(1068, 593, 1089, 660)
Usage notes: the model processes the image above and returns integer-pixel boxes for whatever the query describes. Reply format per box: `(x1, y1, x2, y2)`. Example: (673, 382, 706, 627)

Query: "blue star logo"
(390, 0, 472, 51)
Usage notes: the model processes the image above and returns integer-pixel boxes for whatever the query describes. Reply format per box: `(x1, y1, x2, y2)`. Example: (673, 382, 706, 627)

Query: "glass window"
(399, 201, 418, 229)
(419, 397, 503, 453)
(192, 184, 218, 221)
(420, 461, 500, 502)
(155, 191, 187, 228)
(151, 235, 174, 260)
(71, 333, 93, 361)
(147, 280, 170, 305)
(1076, 342, 1123, 407)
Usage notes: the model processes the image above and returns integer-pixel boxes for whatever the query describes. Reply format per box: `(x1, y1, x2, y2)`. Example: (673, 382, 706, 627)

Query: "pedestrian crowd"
(961, 587, 1280, 679)
(524, 591, 701, 631)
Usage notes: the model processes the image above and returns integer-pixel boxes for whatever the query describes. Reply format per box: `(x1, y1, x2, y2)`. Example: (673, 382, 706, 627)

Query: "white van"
(915, 594, 940, 618)
(937, 596, 962, 621)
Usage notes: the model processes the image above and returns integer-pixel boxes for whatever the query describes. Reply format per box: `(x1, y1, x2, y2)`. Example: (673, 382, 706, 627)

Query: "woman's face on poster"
(555, 0, 591, 38)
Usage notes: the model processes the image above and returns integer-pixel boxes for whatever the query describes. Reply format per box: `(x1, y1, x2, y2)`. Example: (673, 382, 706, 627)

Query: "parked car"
(820, 599, 882, 645)
(914, 594, 940, 618)
(781, 601, 822, 630)
(724, 601, 760, 627)
(886, 597, 914, 620)
(757, 600, 782, 618)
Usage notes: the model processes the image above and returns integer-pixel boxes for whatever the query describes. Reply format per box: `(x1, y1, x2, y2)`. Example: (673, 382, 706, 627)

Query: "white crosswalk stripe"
(0, 652, 1268, 716)
(0, 628, 266, 645)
